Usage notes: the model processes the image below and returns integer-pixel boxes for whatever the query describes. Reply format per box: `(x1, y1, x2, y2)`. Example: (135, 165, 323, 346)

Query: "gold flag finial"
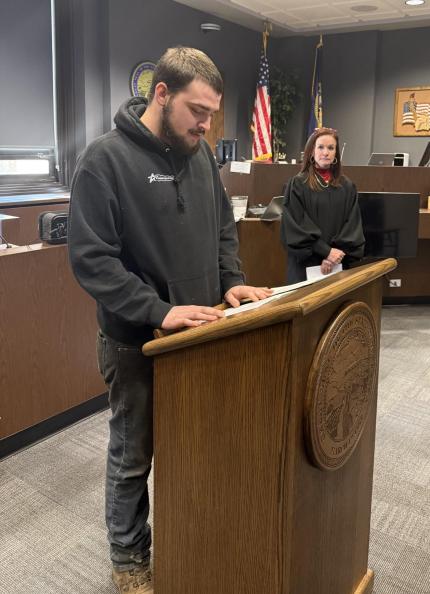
(263, 21, 272, 54)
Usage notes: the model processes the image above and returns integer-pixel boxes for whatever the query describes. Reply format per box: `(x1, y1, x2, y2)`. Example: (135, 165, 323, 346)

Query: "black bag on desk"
(38, 211, 69, 244)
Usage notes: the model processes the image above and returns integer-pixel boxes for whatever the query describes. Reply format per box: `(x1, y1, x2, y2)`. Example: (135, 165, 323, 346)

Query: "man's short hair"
(148, 47, 223, 102)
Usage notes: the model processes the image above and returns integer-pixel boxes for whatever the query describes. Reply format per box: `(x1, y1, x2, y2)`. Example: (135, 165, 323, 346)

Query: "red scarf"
(315, 167, 332, 183)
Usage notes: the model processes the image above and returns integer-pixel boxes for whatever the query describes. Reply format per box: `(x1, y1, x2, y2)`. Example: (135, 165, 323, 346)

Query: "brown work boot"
(112, 564, 153, 593)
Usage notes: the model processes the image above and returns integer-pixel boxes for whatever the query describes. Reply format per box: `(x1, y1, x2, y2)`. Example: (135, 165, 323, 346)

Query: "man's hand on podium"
(224, 285, 273, 308)
(161, 305, 224, 330)
(159, 286, 273, 334)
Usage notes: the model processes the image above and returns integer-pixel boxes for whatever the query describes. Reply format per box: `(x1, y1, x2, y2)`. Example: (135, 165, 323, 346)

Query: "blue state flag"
(307, 36, 323, 137)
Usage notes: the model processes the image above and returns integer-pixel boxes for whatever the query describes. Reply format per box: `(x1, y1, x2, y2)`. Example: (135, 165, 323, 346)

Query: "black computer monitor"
(358, 192, 420, 258)
(215, 138, 237, 165)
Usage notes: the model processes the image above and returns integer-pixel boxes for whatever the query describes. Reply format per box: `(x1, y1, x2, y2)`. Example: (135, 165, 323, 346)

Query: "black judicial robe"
(280, 174, 365, 284)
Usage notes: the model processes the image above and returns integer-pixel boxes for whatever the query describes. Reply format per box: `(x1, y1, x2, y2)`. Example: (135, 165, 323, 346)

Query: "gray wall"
(372, 27, 430, 166)
(270, 36, 317, 161)
(323, 31, 378, 166)
(274, 27, 430, 166)
(3, 0, 430, 167)
(76, 0, 111, 153)
(0, 0, 54, 147)
(108, 0, 261, 159)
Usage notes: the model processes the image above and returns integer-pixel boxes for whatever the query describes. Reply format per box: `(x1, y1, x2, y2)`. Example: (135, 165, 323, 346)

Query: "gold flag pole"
(310, 34, 323, 100)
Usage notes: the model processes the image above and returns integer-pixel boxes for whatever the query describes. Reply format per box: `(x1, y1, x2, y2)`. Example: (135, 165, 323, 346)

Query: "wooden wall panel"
(221, 163, 430, 208)
(419, 209, 430, 239)
(237, 219, 286, 287)
(205, 94, 224, 152)
(0, 244, 105, 439)
(236, 218, 430, 299)
(383, 240, 430, 298)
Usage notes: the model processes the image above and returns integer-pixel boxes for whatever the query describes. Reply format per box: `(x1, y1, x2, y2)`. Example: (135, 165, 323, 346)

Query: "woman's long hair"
(300, 127, 342, 191)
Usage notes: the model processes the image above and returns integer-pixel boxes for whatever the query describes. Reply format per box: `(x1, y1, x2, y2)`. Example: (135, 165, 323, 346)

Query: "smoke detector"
(200, 23, 221, 33)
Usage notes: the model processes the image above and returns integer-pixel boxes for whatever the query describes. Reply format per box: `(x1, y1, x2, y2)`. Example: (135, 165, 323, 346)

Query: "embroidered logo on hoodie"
(148, 173, 175, 184)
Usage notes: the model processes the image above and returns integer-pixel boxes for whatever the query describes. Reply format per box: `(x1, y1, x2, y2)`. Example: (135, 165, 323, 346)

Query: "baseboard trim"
(383, 296, 430, 305)
(0, 393, 108, 459)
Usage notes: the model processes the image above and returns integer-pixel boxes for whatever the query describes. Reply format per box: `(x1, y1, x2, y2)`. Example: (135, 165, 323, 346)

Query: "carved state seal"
(304, 302, 378, 471)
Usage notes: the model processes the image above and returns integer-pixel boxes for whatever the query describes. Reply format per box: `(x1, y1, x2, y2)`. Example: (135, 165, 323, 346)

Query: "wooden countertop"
(0, 193, 69, 208)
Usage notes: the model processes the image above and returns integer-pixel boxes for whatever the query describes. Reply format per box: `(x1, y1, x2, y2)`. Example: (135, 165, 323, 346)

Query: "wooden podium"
(143, 259, 397, 594)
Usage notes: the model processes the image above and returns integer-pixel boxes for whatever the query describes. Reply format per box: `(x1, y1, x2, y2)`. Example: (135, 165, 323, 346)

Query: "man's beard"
(161, 103, 204, 156)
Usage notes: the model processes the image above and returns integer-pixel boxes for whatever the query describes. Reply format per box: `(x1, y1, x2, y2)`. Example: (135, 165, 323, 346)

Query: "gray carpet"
(0, 305, 429, 593)
(369, 306, 430, 594)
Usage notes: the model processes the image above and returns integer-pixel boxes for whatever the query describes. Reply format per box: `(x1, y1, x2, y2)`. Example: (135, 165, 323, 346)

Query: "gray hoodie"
(68, 97, 244, 345)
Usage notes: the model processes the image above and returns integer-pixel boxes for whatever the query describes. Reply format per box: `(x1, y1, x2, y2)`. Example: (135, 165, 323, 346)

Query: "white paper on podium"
(224, 293, 285, 317)
(306, 263, 342, 281)
(224, 276, 329, 318)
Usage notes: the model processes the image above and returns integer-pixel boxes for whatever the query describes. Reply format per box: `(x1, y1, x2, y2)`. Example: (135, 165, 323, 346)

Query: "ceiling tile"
(173, 0, 430, 35)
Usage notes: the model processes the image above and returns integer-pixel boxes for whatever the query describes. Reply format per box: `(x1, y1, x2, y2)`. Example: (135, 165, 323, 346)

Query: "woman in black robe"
(280, 127, 365, 284)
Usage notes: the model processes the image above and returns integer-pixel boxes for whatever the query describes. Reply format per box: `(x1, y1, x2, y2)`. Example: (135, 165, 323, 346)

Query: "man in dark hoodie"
(68, 47, 270, 594)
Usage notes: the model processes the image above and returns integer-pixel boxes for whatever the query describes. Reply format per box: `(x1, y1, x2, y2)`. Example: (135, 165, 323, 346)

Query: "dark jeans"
(96, 330, 153, 570)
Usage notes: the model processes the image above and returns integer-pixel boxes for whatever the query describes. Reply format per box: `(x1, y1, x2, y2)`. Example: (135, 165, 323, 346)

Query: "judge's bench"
(221, 162, 430, 302)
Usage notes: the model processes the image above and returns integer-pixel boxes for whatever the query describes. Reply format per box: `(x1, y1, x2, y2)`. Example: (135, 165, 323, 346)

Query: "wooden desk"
(0, 243, 105, 441)
(0, 194, 69, 245)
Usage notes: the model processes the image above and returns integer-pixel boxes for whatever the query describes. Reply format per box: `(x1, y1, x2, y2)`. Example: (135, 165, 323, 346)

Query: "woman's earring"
(310, 156, 315, 163)
(332, 157, 338, 164)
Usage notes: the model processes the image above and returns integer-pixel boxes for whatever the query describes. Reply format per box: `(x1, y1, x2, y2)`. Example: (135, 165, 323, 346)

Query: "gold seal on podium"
(304, 301, 378, 471)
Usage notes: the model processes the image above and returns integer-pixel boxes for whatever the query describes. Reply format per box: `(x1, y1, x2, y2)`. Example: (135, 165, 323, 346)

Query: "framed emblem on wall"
(130, 61, 156, 98)
(394, 86, 430, 137)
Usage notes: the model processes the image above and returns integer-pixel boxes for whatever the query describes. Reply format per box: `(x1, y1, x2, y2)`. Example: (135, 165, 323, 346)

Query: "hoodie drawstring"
(170, 156, 188, 212)
(173, 177, 185, 211)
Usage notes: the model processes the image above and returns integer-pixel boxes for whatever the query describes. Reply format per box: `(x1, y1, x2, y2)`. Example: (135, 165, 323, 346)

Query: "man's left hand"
(224, 285, 273, 308)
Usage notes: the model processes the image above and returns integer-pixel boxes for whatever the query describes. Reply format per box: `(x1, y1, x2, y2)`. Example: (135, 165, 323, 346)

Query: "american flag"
(252, 50, 272, 161)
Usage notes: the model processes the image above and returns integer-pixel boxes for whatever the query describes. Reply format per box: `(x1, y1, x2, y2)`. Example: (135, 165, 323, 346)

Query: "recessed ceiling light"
(405, 0, 425, 6)
(350, 4, 379, 12)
